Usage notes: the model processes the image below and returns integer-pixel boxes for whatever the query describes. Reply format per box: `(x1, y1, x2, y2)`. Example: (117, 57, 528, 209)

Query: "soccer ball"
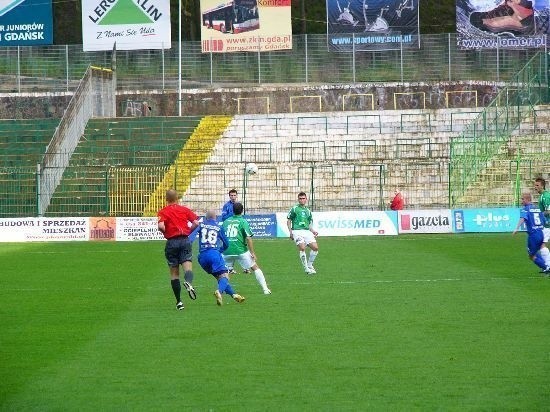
(245, 163, 258, 175)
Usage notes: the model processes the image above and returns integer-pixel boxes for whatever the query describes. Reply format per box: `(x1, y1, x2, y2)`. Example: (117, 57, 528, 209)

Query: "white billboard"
(0, 218, 89, 242)
(200, 0, 292, 53)
(276, 211, 398, 237)
(398, 209, 453, 234)
(82, 0, 171, 51)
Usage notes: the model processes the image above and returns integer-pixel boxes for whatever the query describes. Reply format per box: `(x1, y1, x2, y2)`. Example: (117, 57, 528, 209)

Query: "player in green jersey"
(222, 202, 271, 294)
(287, 192, 319, 275)
(534, 177, 550, 270)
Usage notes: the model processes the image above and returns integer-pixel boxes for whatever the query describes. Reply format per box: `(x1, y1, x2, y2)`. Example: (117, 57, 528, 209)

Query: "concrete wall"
(0, 82, 502, 119)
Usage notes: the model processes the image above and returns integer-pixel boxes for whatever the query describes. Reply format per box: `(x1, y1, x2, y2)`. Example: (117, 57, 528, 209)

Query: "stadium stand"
(143, 116, 232, 216)
(44, 116, 202, 217)
(181, 108, 487, 213)
(0, 119, 59, 217)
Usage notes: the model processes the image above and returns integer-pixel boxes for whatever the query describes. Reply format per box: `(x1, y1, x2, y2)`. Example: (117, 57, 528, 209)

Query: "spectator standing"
(390, 188, 404, 211)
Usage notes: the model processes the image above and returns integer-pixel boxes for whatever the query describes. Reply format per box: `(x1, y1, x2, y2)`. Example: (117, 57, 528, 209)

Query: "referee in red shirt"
(158, 189, 200, 310)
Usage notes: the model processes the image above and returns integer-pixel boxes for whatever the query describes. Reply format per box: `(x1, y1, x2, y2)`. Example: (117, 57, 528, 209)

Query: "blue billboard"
(326, 0, 420, 51)
(453, 208, 520, 233)
(244, 214, 277, 238)
(0, 0, 53, 46)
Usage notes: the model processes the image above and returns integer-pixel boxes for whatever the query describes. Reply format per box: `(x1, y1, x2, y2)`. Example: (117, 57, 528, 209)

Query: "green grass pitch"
(1, 234, 550, 410)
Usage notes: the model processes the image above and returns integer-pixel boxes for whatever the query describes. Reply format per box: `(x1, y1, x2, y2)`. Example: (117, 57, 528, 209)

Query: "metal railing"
(449, 52, 549, 207)
(37, 66, 115, 215)
(0, 33, 546, 93)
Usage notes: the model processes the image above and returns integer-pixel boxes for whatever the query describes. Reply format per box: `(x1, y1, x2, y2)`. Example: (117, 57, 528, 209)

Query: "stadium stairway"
(45, 116, 202, 217)
(142, 116, 232, 216)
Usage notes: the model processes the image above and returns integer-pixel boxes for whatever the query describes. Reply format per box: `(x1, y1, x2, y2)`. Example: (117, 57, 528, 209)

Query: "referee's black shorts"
(165, 235, 192, 267)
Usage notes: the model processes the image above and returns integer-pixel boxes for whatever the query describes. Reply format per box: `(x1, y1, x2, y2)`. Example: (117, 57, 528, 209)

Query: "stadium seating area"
(0, 119, 59, 217)
(0, 118, 59, 167)
(45, 116, 202, 216)
(1, 106, 548, 217)
(181, 109, 484, 213)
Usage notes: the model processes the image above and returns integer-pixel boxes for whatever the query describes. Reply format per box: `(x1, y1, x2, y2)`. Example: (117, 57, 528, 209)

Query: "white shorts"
(292, 229, 316, 246)
(543, 227, 550, 243)
(223, 251, 255, 270)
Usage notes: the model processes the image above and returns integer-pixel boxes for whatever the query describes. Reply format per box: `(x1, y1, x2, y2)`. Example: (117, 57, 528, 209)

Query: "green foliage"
(1, 234, 550, 409)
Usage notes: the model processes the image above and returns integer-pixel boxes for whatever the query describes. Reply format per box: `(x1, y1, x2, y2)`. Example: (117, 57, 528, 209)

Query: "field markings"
(3, 275, 548, 292)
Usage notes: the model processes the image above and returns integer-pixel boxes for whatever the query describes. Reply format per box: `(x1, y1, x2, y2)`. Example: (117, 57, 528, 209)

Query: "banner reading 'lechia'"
(200, 0, 292, 53)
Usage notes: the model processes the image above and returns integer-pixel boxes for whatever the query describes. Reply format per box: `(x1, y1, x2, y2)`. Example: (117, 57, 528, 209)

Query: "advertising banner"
(326, 0, 419, 52)
(0, 217, 89, 242)
(89, 217, 116, 241)
(0, 0, 53, 46)
(452, 208, 520, 233)
(82, 0, 171, 51)
(116, 217, 165, 241)
(200, 0, 292, 53)
(456, 0, 549, 49)
(398, 209, 453, 234)
(244, 214, 277, 238)
(276, 211, 398, 237)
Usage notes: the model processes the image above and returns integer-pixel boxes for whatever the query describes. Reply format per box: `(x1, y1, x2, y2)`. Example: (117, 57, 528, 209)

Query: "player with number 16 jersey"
(197, 209, 245, 305)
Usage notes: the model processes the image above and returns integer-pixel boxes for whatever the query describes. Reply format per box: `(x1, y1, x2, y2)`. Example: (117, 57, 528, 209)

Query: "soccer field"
(1, 234, 550, 410)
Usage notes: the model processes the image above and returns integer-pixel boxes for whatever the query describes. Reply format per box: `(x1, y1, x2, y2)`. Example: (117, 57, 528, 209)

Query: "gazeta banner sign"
(398, 209, 453, 234)
(82, 0, 171, 51)
(0, 0, 53, 46)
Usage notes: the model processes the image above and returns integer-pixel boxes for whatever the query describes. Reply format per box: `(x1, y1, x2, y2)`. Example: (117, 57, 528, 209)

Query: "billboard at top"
(0, 0, 53, 46)
(82, 0, 171, 51)
(457, 0, 550, 49)
(326, 0, 419, 52)
(200, 0, 292, 53)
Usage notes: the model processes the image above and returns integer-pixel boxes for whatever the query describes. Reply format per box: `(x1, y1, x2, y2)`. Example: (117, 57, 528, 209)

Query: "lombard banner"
(0, 0, 53, 46)
(200, 0, 292, 53)
(82, 0, 171, 51)
(276, 211, 398, 237)
(326, 0, 419, 51)
(398, 209, 453, 234)
(452, 208, 520, 233)
(457, 0, 549, 49)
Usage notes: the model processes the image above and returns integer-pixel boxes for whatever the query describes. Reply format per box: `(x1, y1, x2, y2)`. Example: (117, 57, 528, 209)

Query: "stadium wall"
(0, 81, 501, 118)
